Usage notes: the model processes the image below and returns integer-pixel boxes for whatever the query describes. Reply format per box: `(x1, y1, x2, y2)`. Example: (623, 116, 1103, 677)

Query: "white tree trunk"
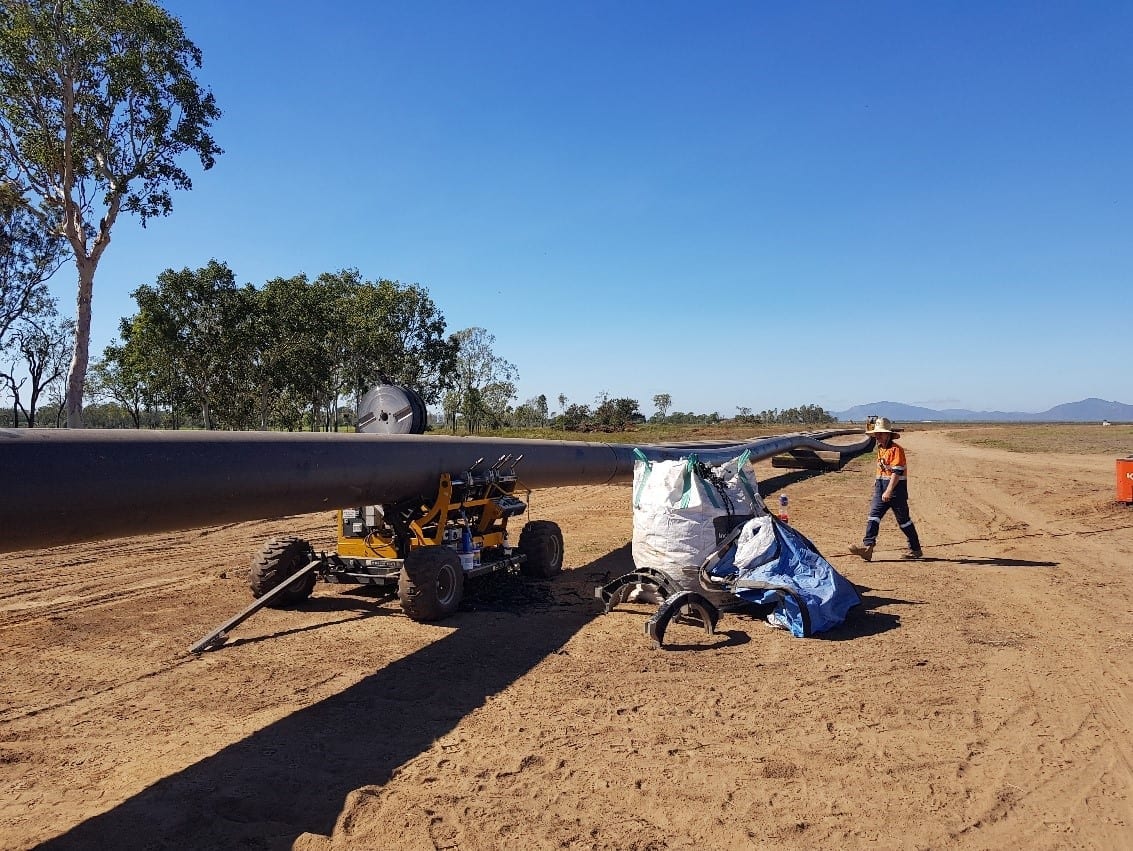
(65, 257, 96, 428)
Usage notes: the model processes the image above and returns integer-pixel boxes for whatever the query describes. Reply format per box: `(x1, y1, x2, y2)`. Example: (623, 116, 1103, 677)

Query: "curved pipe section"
(0, 428, 870, 553)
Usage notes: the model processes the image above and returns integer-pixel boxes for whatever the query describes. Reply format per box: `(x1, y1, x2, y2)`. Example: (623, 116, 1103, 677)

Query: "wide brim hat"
(866, 416, 900, 436)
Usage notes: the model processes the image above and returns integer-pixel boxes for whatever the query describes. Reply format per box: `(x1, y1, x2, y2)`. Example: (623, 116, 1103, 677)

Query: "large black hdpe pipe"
(0, 428, 870, 554)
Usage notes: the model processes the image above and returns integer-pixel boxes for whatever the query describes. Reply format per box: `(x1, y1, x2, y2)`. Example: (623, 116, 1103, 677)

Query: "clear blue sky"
(53, 0, 1132, 415)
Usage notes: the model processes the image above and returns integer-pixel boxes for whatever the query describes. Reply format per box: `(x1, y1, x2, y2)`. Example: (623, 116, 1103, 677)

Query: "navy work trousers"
(863, 478, 921, 551)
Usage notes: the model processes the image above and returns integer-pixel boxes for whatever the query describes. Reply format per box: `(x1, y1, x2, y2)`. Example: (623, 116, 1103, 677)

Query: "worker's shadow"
(39, 547, 634, 851)
(924, 555, 1059, 568)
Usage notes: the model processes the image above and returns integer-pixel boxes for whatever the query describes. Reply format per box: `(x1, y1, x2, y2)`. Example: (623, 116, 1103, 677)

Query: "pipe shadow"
(758, 469, 829, 495)
(40, 548, 633, 851)
(757, 453, 867, 499)
(757, 445, 870, 498)
(206, 562, 594, 652)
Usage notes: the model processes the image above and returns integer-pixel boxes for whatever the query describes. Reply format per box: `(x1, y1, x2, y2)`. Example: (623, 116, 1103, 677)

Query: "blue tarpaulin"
(707, 516, 861, 637)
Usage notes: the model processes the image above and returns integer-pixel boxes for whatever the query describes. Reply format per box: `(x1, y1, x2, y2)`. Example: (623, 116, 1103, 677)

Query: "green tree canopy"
(335, 273, 458, 407)
(89, 323, 157, 428)
(97, 265, 459, 430)
(593, 397, 641, 430)
(445, 327, 517, 433)
(129, 260, 245, 429)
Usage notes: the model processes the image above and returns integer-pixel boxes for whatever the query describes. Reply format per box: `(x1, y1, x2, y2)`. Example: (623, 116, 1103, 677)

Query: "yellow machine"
(246, 454, 563, 622)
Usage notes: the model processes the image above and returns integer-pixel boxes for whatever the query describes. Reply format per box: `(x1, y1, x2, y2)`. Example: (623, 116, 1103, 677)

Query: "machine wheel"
(518, 520, 564, 578)
(398, 547, 465, 621)
(249, 536, 317, 607)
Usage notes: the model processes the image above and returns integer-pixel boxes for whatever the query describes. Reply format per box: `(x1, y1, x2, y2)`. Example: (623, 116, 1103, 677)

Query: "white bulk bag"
(631, 450, 766, 596)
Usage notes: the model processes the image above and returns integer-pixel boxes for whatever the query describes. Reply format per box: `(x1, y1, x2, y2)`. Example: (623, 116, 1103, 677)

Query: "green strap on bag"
(632, 448, 652, 509)
(735, 449, 758, 504)
(678, 455, 693, 508)
(681, 453, 721, 509)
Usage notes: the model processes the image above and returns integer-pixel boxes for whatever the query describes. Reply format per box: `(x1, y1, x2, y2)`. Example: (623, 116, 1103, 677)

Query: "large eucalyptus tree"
(0, 0, 220, 426)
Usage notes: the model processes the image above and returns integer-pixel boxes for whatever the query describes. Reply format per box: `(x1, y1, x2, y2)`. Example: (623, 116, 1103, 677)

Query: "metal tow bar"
(188, 559, 323, 654)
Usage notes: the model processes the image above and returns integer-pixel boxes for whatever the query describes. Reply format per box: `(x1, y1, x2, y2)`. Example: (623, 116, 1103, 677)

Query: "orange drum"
(1117, 458, 1133, 503)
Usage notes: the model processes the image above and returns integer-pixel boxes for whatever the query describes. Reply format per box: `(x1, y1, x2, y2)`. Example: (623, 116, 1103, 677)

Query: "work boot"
(901, 549, 924, 560)
(849, 543, 874, 562)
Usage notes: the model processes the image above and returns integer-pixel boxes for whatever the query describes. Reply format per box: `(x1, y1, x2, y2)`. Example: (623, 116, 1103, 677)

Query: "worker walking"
(849, 418, 923, 561)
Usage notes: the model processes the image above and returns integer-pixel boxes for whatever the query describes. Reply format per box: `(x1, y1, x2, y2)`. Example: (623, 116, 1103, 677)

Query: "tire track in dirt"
(0, 512, 341, 629)
(0, 655, 196, 723)
(0, 576, 208, 630)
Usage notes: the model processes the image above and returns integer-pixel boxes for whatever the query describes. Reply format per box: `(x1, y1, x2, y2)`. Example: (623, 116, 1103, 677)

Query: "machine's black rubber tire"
(398, 547, 465, 621)
(249, 536, 317, 607)
(518, 520, 564, 579)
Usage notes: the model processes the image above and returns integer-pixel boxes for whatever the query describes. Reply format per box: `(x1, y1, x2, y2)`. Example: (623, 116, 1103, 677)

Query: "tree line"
(93, 261, 461, 430)
(480, 393, 836, 433)
(1, 250, 839, 432)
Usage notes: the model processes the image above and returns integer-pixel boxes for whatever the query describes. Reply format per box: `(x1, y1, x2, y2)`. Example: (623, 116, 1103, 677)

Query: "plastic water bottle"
(459, 526, 476, 572)
(777, 493, 789, 524)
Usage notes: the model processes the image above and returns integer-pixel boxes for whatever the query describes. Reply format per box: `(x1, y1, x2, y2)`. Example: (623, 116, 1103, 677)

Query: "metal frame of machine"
(190, 454, 563, 652)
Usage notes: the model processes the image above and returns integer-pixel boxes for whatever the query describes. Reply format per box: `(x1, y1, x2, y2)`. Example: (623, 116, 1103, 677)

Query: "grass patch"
(425, 421, 1132, 456)
(946, 424, 1133, 455)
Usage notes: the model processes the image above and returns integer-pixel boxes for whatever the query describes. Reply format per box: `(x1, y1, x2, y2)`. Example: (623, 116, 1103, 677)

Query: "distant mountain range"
(835, 397, 1133, 423)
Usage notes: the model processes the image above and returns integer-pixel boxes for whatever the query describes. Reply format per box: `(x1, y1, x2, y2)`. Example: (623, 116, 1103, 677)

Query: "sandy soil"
(1, 430, 1131, 850)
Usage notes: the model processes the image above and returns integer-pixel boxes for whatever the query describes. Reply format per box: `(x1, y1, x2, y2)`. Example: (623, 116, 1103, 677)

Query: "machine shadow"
(219, 608, 394, 651)
(41, 548, 634, 851)
(197, 587, 400, 652)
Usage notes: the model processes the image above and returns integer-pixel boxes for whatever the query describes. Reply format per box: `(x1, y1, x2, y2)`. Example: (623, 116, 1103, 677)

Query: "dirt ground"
(2, 429, 1131, 850)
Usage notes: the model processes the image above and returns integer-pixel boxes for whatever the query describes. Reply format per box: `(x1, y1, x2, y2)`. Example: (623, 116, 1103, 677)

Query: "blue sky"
(52, 1, 1132, 415)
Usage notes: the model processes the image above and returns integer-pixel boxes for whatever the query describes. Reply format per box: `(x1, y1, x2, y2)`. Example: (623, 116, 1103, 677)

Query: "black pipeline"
(0, 428, 869, 553)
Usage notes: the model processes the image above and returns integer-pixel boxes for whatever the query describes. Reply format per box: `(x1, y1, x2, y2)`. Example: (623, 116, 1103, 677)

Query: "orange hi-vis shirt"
(876, 443, 908, 481)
